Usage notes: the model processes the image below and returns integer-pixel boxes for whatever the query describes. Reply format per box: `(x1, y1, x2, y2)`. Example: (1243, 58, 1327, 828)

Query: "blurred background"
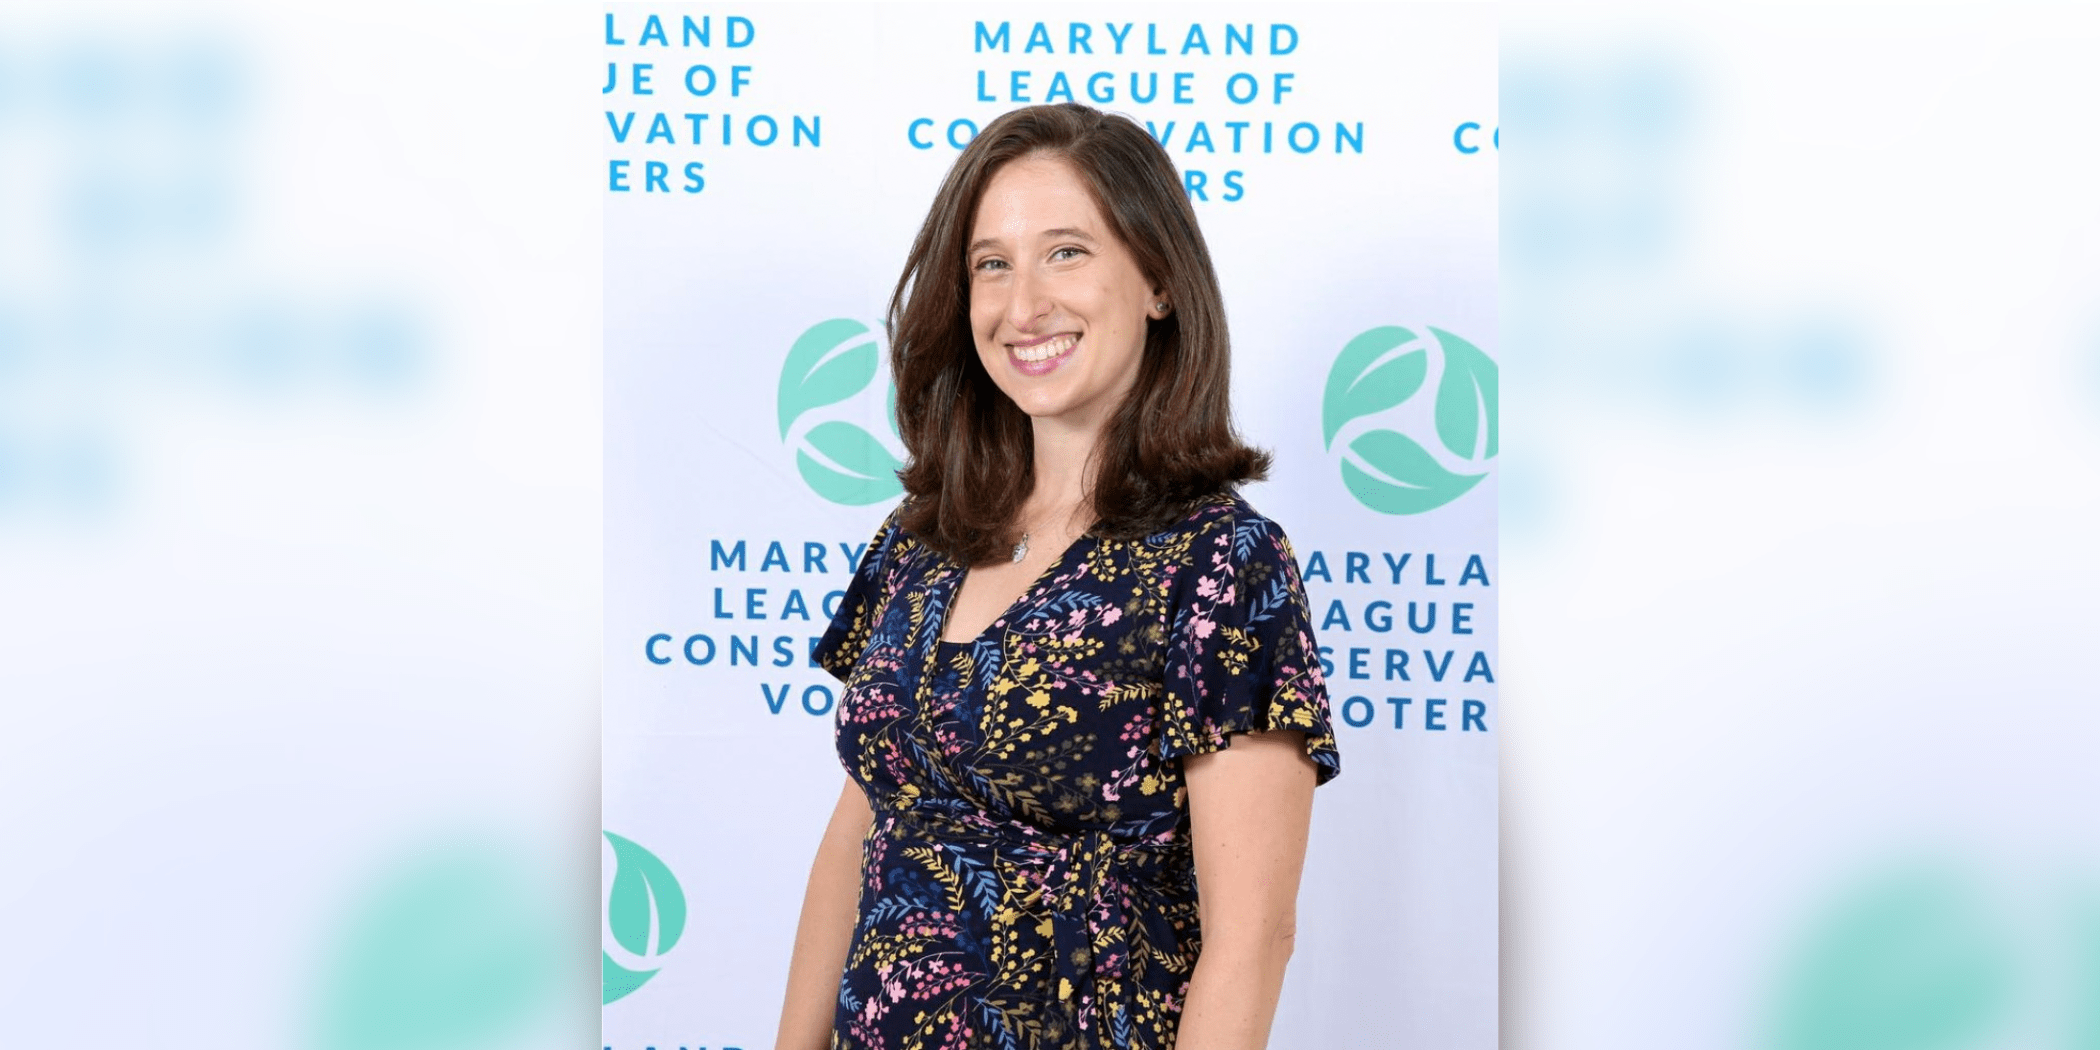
(1, 3, 2096, 1049)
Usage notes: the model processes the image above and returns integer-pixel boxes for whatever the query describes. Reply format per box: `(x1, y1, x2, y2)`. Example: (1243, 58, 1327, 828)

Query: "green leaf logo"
(1323, 326, 1495, 515)
(1431, 328, 1498, 461)
(602, 831, 685, 1005)
(778, 318, 904, 506)
(1322, 326, 1428, 449)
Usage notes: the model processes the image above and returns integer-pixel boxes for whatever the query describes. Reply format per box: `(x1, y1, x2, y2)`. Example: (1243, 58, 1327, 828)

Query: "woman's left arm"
(1173, 728, 1320, 1050)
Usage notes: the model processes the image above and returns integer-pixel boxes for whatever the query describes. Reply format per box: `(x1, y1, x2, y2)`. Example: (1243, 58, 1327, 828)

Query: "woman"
(774, 103, 1340, 1050)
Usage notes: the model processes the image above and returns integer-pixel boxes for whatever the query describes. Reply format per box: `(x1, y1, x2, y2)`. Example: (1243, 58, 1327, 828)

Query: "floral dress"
(814, 492, 1341, 1050)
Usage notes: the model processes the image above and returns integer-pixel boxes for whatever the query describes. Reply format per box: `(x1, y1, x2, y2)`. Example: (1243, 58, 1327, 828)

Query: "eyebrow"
(966, 227, 1098, 257)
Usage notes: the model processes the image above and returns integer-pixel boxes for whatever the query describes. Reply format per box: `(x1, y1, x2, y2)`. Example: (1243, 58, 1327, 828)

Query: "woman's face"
(966, 153, 1166, 432)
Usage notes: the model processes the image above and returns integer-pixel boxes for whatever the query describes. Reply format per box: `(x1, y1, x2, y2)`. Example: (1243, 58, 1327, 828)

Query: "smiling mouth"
(1010, 333, 1079, 365)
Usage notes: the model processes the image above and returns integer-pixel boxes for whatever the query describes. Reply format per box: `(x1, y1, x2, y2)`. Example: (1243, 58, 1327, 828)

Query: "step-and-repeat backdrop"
(603, 5, 1496, 1047)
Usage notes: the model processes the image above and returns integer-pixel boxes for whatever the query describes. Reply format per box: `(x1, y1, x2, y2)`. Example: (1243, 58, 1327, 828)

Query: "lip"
(1006, 332, 1080, 377)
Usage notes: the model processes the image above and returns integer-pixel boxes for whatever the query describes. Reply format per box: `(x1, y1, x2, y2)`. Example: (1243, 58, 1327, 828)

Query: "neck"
(1023, 413, 1103, 533)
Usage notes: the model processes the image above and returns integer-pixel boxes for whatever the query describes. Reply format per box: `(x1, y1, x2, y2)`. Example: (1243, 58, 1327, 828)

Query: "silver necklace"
(1011, 531, 1030, 564)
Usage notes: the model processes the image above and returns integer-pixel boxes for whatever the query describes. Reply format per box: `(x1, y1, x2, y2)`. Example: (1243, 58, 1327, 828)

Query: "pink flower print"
(1195, 575, 1219, 599)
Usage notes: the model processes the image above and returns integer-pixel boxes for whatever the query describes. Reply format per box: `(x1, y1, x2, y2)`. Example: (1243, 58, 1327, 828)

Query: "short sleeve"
(812, 508, 903, 682)
(1160, 513, 1341, 785)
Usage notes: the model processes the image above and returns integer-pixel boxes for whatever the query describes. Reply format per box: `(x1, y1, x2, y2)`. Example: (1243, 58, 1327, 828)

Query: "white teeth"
(1013, 334, 1077, 363)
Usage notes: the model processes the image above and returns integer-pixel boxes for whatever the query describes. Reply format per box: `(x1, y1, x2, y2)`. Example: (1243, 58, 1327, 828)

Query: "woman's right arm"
(774, 778, 875, 1050)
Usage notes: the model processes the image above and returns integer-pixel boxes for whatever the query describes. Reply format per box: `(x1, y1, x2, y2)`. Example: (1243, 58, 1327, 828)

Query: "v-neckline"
(934, 532, 1098, 647)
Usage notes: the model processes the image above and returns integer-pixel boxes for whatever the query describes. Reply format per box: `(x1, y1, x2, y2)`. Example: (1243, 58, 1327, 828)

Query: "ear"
(1148, 282, 1172, 319)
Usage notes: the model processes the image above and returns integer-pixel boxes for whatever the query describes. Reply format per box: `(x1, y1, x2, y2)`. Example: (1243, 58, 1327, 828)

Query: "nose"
(1004, 264, 1052, 335)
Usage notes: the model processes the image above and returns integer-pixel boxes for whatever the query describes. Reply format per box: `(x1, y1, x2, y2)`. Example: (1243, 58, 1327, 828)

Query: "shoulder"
(1150, 491, 1302, 575)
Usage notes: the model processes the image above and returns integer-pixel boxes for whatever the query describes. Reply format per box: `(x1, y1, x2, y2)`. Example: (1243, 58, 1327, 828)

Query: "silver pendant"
(1011, 532, 1030, 563)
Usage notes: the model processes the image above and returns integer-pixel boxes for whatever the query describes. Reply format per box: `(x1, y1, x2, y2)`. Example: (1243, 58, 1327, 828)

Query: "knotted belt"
(880, 805, 1192, 1048)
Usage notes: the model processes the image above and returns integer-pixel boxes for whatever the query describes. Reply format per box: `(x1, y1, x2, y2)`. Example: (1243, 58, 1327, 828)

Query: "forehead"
(969, 154, 1106, 239)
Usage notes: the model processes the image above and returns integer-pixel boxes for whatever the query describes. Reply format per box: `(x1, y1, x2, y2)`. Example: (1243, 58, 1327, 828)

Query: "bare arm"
(1173, 730, 1319, 1050)
(774, 778, 875, 1050)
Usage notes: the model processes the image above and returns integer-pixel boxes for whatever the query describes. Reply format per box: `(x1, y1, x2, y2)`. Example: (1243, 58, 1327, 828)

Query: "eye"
(1051, 246, 1087, 262)
(972, 257, 1008, 273)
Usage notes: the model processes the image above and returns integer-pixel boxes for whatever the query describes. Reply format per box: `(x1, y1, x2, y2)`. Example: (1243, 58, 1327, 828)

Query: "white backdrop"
(603, 5, 1497, 1047)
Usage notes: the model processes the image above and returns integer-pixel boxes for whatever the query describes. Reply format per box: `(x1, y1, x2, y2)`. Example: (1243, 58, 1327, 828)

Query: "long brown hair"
(888, 103, 1269, 565)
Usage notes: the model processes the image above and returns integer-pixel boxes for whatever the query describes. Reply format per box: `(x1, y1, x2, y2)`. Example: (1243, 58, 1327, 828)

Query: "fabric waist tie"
(881, 806, 1186, 1048)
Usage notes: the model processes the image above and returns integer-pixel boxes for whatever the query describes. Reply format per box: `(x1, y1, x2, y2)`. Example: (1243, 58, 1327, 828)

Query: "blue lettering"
(1222, 170, 1243, 201)
(1464, 652, 1494, 683)
(746, 588, 768, 619)
(802, 684, 835, 716)
(1182, 24, 1210, 54)
(782, 589, 811, 620)
(975, 21, 1011, 53)
(1463, 699, 1488, 732)
(773, 637, 797, 667)
(1173, 72, 1194, 104)
(1106, 23, 1133, 54)
(1348, 647, 1368, 679)
(1424, 698, 1447, 731)
(1425, 554, 1446, 585)
(1386, 649, 1410, 681)
(645, 634, 672, 665)
(1382, 552, 1411, 583)
(1461, 555, 1490, 586)
(1423, 650, 1454, 682)
(645, 112, 673, 143)
(684, 634, 716, 665)
(1452, 602, 1473, 635)
(1270, 23, 1299, 54)
(639, 15, 666, 46)
(1321, 600, 1351, 632)
(1387, 696, 1411, 728)
(1341, 696, 1374, 728)
(761, 682, 790, 713)
(1024, 21, 1053, 53)
(731, 635, 759, 666)
(908, 117, 934, 149)
(711, 540, 747, 571)
(1044, 71, 1074, 103)
(1183, 168, 1207, 201)
(727, 16, 754, 46)
(1365, 601, 1392, 632)
(1225, 23, 1254, 55)
(1302, 550, 1331, 582)
(644, 160, 668, 192)
(1345, 551, 1369, 583)
(761, 541, 790, 572)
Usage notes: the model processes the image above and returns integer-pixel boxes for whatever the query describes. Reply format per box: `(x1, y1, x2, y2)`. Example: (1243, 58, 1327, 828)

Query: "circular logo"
(602, 831, 686, 1005)
(778, 318, 904, 506)
(1321, 326, 1497, 514)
